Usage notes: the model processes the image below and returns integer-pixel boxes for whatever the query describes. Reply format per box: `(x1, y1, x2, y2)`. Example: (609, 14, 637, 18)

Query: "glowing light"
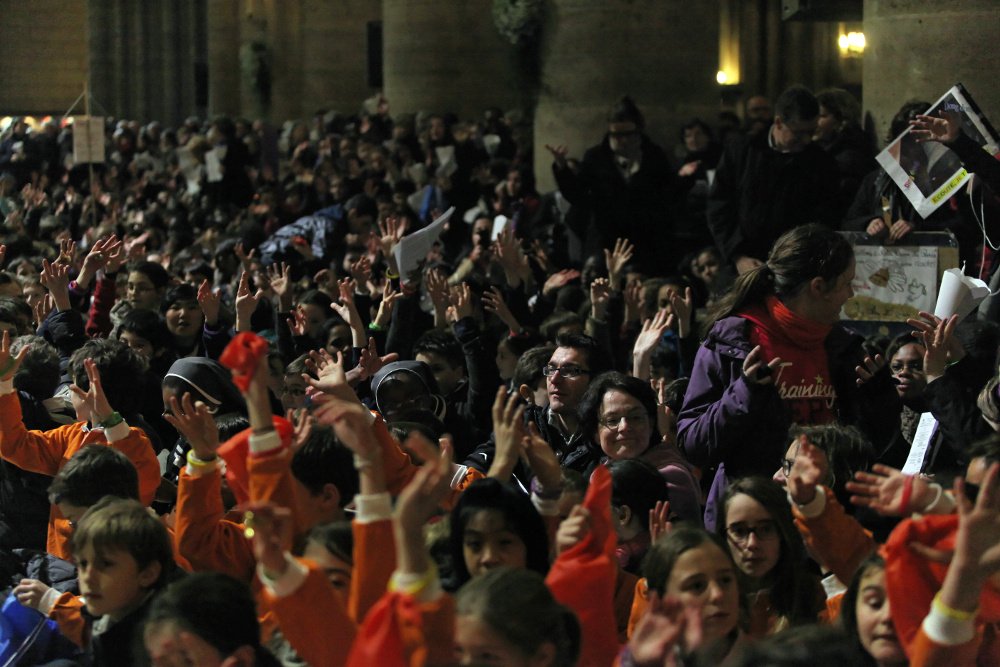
(838, 31, 866, 56)
(716, 70, 729, 85)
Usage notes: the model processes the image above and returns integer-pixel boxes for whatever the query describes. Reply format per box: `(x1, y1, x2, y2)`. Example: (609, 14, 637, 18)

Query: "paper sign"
(934, 268, 992, 320)
(205, 148, 224, 183)
(491, 215, 510, 241)
(876, 84, 999, 218)
(901, 412, 938, 475)
(842, 245, 938, 321)
(393, 207, 455, 286)
(177, 147, 202, 195)
(72, 116, 105, 164)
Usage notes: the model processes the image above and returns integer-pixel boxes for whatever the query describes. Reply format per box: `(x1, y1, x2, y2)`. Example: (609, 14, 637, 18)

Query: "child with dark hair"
(144, 572, 282, 667)
(0, 332, 160, 560)
(70, 497, 175, 667)
(161, 282, 209, 358)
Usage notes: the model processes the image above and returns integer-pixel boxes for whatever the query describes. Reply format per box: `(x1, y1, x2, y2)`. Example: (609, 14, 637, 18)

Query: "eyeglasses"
(598, 412, 649, 431)
(890, 361, 924, 374)
(542, 364, 590, 379)
(725, 521, 779, 546)
(780, 458, 795, 477)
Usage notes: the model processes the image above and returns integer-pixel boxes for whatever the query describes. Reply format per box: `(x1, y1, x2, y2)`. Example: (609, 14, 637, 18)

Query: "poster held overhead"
(875, 84, 1000, 218)
(393, 207, 455, 286)
(72, 116, 105, 164)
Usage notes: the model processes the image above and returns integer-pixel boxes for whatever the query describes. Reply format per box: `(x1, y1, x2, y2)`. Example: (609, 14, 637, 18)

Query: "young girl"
(841, 556, 907, 667)
(638, 525, 747, 664)
(448, 477, 550, 588)
(717, 476, 823, 636)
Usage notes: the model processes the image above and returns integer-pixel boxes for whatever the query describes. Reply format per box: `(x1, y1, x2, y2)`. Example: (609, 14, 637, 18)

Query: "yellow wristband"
(186, 450, 219, 469)
(932, 592, 977, 621)
(388, 565, 437, 596)
(385, 268, 400, 280)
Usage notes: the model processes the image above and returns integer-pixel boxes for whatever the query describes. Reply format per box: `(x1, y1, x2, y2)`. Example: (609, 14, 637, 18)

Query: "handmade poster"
(841, 244, 938, 321)
(72, 116, 105, 164)
(876, 84, 1000, 218)
(393, 207, 455, 286)
(205, 147, 224, 183)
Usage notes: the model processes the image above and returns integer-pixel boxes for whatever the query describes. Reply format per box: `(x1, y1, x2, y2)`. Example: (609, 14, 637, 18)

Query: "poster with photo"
(875, 84, 1000, 218)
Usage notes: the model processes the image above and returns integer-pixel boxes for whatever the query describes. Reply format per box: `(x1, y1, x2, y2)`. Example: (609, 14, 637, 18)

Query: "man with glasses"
(545, 96, 676, 275)
(462, 333, 610, 490)
(708, 85, 840, 275)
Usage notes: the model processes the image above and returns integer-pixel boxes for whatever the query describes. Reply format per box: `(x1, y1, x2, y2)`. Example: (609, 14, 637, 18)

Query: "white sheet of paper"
(901, 412, 938, 475)
(393, 207, 455, 285)
(491, 215, 510, 241)
(934, 268, 991, 320)
(72, 116, 105, 164)
(205, 148, 224, 183)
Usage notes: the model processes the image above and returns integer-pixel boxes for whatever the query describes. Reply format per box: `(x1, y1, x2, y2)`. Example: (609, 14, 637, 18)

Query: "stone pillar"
(207, 0, 243, 118)
(382, 0, 522, 119)
(863, 0, 1000, 145)
(533, 0, 721, 191)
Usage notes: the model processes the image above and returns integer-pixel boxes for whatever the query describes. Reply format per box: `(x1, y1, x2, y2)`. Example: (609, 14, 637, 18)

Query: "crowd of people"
(0, 82, 998, 666)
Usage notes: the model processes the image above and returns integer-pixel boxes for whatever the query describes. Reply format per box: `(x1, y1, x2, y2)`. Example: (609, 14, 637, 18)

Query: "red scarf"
(740, 296, 836, 425)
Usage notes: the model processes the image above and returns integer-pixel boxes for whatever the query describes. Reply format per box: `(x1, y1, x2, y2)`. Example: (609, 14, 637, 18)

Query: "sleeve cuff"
(531, 493, 560, 517)
(104, 420, 131, 443)
(450, 464, 470, 489)
(0, 378, 14, 395)
(39, 587, 61, 616)
(258, 553, 309, 598)
(355, 492, 392, 523)
(249, 429, 282, 455)
(789, 486, 826, 519)
(922, 605, 977, 646)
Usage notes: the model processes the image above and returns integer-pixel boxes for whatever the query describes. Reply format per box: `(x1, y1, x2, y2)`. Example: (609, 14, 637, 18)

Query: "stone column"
(863, 0, 1000, 145)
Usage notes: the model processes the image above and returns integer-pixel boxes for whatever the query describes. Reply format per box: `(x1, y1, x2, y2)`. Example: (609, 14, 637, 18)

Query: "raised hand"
(544, 143, 569, 169)
(372, 281, 401, 329)
(77, 236, 115, 289)
(907, 311, 965, 380)
(39, 258, 71, 312)
(590, 277, 611, 321)
(855, 353, 886, 387)
(104, 235, 127, 274)
(268, 262, 293, 311)
(197, 279, 221, 327)
(304, 349, 354, 402)
(633, 308, 672, 380)
(623, 280, 642, 324)
(919, 313, 958, 382)
(355, 337, 399, 382)
(846, 464, 931, 516)
(910, 111, 963, 144)
(542, 269, 581, 296)
(56, 238, 77, 266)
(488, 387, 527, 483)
(786, 437, 828, 506)
(649, 500, 672, 543)
(482, 286, 521, 333)
(449, 282, 474, 323)
(378, 216, 405, 272)
(235, 271, 265, 333)
(163, 392, 220, 460)
(604, 238, 634, 291)
(349, 254, 373, 286)
(743, 345, 782, 386)
(393, 437, 453, 574)
(524, 422, 562, 491)
(667, 286, 693, 338)
(69, 358, 115, 424)
(286, 307, 308, 337)
(246, 503, 294, 577)
(628, 592, 703, 667)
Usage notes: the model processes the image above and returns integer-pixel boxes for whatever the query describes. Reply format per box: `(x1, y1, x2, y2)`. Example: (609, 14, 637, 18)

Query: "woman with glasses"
(718, 476, 823, 637)
(678, 223, 899, 529)
(577, 372, 702, 524)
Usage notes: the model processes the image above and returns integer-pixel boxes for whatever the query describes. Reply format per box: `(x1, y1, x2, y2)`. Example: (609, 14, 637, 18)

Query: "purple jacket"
(678, 315, 899, 529)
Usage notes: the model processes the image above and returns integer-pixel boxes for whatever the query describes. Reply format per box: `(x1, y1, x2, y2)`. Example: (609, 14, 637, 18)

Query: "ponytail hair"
(456, 567, 581, 667)
(704, 224, 853, 337)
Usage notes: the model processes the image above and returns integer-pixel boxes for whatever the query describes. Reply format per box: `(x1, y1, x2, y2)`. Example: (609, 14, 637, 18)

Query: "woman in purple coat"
(677, 224, 899, 529)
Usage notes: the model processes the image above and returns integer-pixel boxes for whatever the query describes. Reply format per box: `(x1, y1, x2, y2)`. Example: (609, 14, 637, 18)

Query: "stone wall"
(0, 0, 89, 115)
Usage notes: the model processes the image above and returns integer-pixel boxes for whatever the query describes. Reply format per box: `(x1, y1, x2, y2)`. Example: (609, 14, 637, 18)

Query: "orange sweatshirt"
(0, 389, 159, 560)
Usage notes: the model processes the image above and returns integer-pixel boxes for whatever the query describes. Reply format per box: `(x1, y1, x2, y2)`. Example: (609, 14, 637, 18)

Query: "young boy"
(72, 496, 174, 667)
(0, 333, 160, 559)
